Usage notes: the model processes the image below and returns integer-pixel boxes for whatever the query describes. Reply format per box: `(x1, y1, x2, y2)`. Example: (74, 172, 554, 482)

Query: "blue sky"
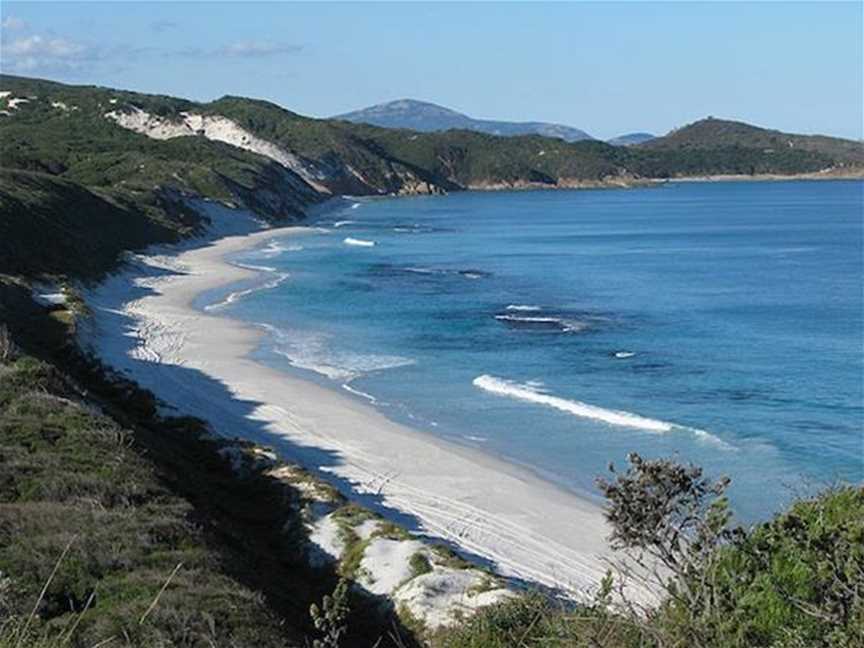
(1, 1, 861, 140)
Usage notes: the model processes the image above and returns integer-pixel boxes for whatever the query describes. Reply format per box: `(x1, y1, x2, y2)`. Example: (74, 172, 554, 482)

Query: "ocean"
(200, 180, 863, 521)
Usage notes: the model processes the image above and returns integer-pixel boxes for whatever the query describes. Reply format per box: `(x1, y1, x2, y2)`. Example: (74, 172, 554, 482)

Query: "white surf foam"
(494, 314, 588, 333)
(256, 240, 304, 258)
(506, 304, 542, 312)
(614, 351, 636, 359)
(235, 262, 277, 272)
(344, 237, 376, 247)
(204, 272, 290, 311)
(342, 383, 378, 403)
(474, 375, 672, 432)
(262, 324, 415, 382)
(495, 315, 560, 324)
(473, 375, 733, 448)
(333, 220, 357, 228)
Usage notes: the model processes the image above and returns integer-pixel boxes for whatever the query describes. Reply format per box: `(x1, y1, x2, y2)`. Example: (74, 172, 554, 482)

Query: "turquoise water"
(208, 180, 863, 521)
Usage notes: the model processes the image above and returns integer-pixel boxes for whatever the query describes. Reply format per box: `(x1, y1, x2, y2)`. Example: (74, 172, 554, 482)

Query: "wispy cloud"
(150, 19, 179, 33)
(218, 41, 302, 58)
(0, 27, 150, 75)
(1, 16, 28, 32)
(0, 19, 301, 76)
(171, 40, 302, 60)
(0, 34, 104, 73)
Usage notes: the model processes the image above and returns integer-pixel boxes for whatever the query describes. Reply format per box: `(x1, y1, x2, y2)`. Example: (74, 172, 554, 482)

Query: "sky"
(0, 1, 861, 140)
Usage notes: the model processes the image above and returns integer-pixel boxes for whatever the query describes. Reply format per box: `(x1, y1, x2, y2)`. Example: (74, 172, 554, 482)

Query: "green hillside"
(2, 75, 860, 216)
(642, 117, 864, 167)
(2, 74, 860, 285)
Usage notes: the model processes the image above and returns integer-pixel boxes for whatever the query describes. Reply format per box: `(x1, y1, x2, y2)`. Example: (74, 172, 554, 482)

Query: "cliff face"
(103, 100, 454, 199)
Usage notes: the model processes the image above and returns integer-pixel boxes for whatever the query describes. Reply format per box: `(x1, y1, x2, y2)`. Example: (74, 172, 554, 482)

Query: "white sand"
(360, 537, 428, 595)
(81, 202, 613, 597)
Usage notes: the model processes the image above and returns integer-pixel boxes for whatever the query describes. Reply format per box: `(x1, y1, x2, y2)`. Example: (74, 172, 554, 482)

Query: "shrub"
(408, 552, 432, 579)
(310, 579, 350, 648)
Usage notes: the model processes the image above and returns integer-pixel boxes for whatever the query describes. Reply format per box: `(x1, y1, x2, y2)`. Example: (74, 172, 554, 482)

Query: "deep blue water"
(207, 180, 863, 521)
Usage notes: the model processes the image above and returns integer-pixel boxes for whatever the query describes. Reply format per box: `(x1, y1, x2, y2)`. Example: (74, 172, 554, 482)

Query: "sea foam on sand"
(79, 201, 613, 596)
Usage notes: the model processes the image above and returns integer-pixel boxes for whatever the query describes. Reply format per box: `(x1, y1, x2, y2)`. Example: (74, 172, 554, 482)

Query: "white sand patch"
(355, 519, 384, 540)
(1, 95, 29, 112)
(359, 538, 428, 595)
(308, 514, 344, 567)
(104, 107, 330, 192)
(394, 569, 514, 630)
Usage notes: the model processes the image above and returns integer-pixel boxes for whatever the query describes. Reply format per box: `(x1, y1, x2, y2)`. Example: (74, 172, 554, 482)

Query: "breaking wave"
(204, 272, 290, 311)
(342, 383, 378, 403)
(344, 237, 376, 247)
(256, 240, 304, 258)
(472, 375, 731, 448)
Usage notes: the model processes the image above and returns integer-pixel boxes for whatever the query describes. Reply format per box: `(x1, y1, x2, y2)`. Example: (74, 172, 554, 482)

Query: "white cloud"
(1, 16, 28, 32)
(218, 41, 302, 58)
(5, 34, 91, 58)
(0, 33, 101, 73)
(172, 40, 302, 60)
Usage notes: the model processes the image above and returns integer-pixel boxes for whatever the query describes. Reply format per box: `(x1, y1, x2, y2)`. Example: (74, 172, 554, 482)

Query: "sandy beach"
(81, 201, 613, 596)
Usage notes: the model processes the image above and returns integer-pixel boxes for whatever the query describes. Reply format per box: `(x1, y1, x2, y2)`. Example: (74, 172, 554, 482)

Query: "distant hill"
(608, 132, 656, 146)
(642, 117, 864, 166)
(334, 99, 594, 142)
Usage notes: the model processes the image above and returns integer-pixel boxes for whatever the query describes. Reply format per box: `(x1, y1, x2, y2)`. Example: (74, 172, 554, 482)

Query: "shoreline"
(80, 200, 613, 595)
(425, 170, 863, 195)
(666, 169, 864, 184)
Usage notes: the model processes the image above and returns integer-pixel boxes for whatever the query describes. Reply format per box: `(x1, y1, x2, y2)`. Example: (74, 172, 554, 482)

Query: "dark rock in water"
(365, 264, 491, 280)
(458, 269, 491, 279)
(337, 280, 377, 292)
(494, 313, 588, 333)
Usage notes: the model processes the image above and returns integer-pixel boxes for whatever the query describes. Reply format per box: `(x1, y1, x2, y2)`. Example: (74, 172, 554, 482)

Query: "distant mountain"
(608, 132, 655, 146)
(333, 99, 594, 142)
(641, 117, 864, 166)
